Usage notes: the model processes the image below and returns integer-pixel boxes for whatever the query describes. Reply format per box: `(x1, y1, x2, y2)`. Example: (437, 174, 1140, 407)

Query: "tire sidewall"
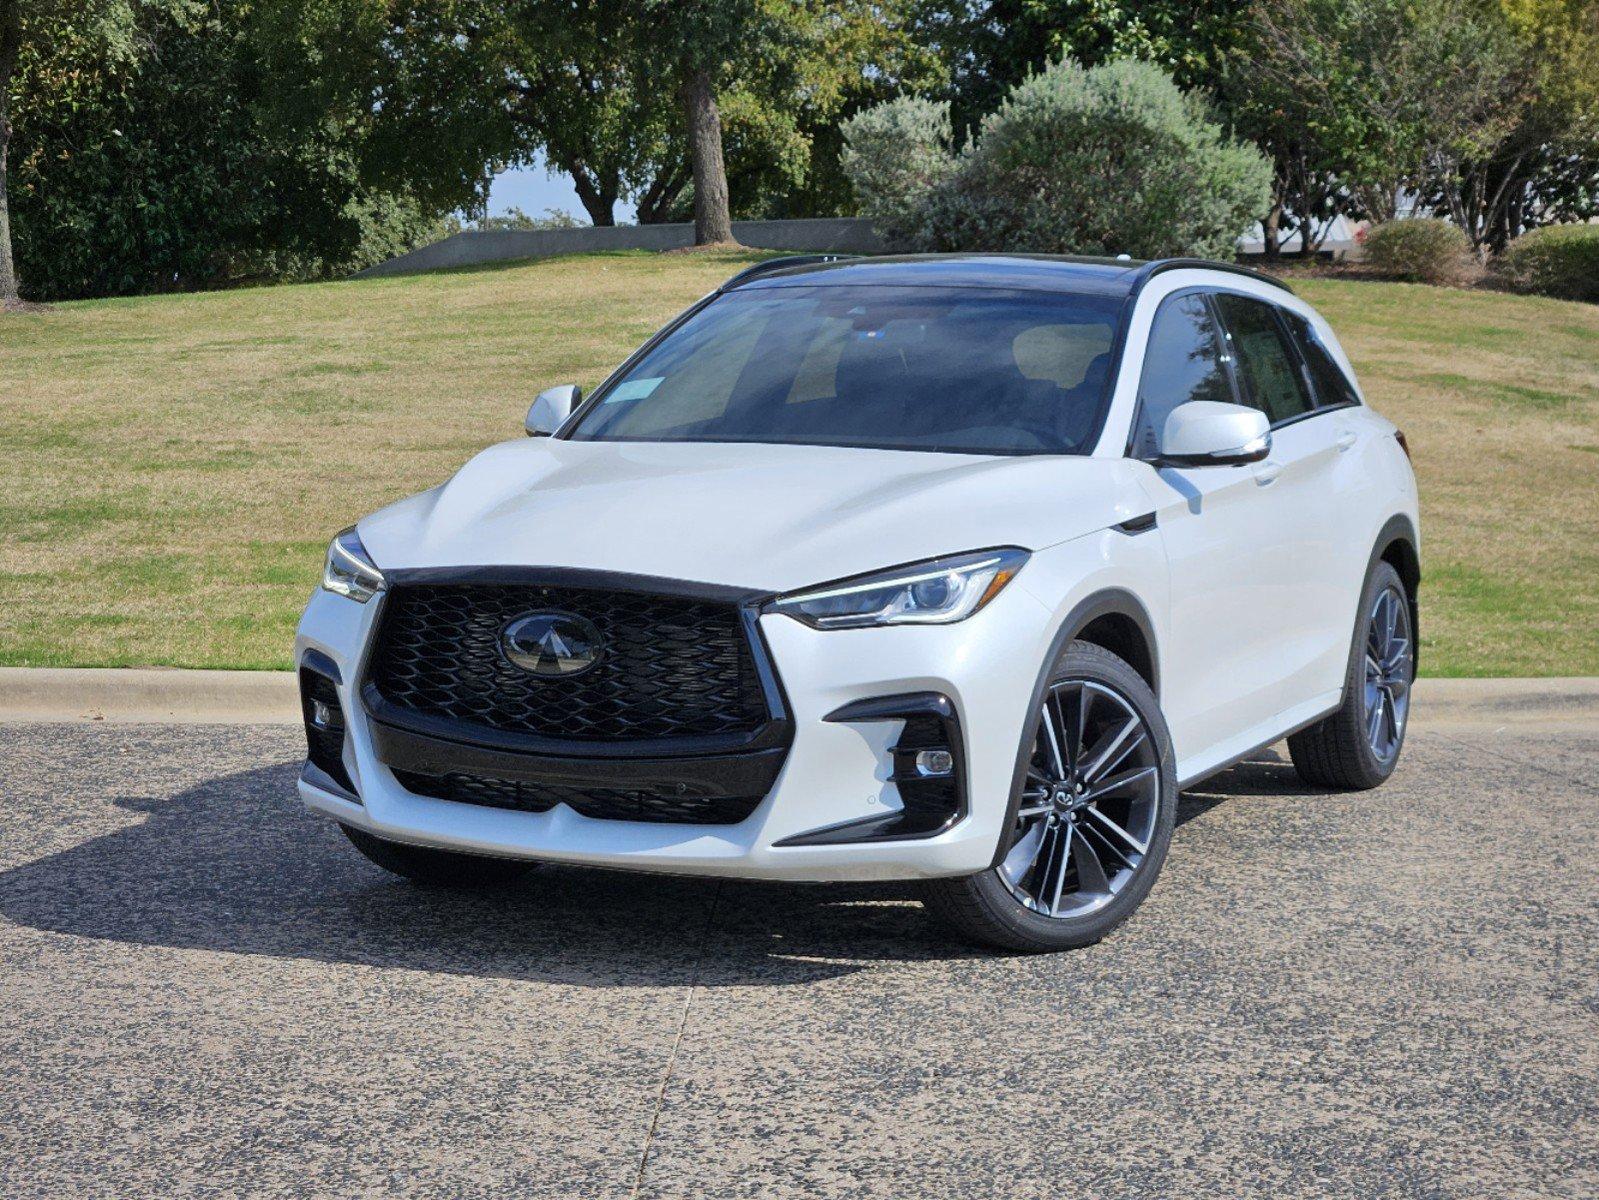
(967, 641, 1178, 950)
(1345, 560, 1410, 779)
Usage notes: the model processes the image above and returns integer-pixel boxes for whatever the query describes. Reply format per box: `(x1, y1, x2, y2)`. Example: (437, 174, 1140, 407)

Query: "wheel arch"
(1368, 513, 1421, 672)
(987, 586, 1162, 869)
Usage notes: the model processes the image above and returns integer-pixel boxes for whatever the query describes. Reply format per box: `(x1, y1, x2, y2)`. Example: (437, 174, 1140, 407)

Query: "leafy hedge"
(1495, 224, 1599, 303)
(1360, 219, 1471, 284)
(843, 58, 1272, 260)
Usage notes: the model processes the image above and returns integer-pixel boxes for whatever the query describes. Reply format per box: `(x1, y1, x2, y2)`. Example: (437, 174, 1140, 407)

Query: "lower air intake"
(391, 770, 764, 826)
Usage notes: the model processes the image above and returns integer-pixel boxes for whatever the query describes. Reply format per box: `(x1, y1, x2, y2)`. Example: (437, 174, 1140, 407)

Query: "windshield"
(567, 285, 1123, 455)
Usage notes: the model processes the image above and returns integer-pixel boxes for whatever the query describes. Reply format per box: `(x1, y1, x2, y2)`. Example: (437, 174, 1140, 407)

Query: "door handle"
(1336, 430, 1358, 452)
(1254, 460, 1284, 486)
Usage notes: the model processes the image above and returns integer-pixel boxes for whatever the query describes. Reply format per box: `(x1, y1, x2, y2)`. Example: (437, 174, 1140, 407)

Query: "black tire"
(1288, 560, 1413, 790)
(340, 824, 537, 888)
(920, 641, 1178, 953)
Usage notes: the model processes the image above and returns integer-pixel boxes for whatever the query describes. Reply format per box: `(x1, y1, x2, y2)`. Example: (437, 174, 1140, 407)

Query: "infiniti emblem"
(500, 611, 604, 678)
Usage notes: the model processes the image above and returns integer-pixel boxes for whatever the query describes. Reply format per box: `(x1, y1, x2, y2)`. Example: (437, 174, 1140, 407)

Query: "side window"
(1283, 311, 1361, 408)
(1212, 293, 1315, 424)
(1133, 293, 1234, 457)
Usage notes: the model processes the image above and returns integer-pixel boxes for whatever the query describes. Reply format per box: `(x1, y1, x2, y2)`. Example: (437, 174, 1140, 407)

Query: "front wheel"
(921, 641, 1177, 952)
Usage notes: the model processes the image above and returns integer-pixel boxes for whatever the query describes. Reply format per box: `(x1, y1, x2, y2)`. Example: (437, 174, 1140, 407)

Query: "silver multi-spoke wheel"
(1363, 584, 1412, 764)
(997, 680, 1162, 920)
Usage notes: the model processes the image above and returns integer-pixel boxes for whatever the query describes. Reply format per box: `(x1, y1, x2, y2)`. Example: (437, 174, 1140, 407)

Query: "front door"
(1127, 291, 1312, 770)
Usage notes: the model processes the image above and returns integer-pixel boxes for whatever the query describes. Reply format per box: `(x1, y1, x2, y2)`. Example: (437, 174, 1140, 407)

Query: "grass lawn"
(2, 250, 1596, 675)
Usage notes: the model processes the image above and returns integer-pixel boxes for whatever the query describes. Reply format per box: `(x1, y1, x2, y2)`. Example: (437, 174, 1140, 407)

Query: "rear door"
(1277, 306, 1396, 693)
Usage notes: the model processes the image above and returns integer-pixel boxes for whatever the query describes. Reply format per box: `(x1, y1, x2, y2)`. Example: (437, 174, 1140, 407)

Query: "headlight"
(769, 548, 1029, 629)
(321, 527, 385, 603)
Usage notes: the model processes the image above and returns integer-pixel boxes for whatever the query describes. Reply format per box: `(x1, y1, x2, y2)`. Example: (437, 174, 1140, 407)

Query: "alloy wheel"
(998, 680, 1162, 919)
(1364, 585, 1412, 763)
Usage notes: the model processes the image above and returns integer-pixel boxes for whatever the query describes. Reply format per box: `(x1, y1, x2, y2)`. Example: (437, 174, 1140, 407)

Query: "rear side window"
(1212, 293, 1315, 425)
(1132, 293, 1234, 457)
(1283, 311, 1361, 408)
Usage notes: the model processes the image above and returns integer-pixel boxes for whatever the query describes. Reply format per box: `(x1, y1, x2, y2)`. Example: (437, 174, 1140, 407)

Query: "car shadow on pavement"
(0, 755, 1306, 986)
(0, 760, 979, 986)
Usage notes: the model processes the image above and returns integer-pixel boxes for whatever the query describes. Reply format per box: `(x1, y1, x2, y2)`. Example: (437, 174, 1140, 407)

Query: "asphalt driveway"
(0, 719, 1594, 1198)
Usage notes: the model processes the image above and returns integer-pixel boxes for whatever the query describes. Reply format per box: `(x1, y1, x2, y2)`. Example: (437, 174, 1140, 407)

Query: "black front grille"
(367, 583, 771, 742)
(391, 770, 763, 825)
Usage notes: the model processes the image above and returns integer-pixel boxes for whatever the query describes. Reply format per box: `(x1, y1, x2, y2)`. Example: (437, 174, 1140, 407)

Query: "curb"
(0, 668, 301, 725)
(1, 667, 1596, 730)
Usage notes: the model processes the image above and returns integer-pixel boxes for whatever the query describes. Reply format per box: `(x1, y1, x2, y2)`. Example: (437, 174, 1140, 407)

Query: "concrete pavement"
(0, 719, 1595, 1198)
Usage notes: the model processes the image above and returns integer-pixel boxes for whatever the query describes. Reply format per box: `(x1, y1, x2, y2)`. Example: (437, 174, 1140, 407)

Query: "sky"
(487, 153, 636, 224)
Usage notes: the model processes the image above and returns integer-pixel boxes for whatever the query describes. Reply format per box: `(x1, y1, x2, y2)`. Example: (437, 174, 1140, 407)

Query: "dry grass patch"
(1295, 279, 1599, 675)
(2, 256, 1595, 674)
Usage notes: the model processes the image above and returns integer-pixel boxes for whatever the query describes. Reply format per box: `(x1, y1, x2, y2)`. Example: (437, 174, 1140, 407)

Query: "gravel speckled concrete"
(0, 724, 1594, 1198)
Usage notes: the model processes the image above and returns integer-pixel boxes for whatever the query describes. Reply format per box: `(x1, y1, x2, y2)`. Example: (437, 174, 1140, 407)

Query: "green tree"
(7, 1, 458, 300)
(925, 0, 1249, 137)
(1244, 0, 1524, 229)
(0, 0, 151, 304)
(627, 0, 935, 241)
(294, 1, 930, 234)
(1433, 0, 1599, 250)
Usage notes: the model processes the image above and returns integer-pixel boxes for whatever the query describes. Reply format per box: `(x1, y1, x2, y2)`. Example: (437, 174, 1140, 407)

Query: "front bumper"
(293, 576, 1054, 882)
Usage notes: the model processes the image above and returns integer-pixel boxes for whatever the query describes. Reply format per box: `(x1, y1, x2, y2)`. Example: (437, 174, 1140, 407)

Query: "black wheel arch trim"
(986, 587, 1163, 870)
(1363, 513, 1421, 675)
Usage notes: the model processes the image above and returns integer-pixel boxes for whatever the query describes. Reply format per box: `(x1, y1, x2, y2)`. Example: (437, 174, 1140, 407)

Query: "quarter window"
(1132, 293, 1234, 457)
(1283, 311, 1361, 408)
(1212, 293, 1315, 424)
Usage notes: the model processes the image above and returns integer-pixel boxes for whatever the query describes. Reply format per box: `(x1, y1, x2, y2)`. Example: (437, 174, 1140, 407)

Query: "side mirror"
(1159, 401, 1271, 466)
(525, 384, 581, 437)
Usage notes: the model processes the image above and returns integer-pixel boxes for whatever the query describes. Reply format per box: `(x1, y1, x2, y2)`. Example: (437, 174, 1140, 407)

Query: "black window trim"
(1276, 304, 1365, 416)
(1121, 286, 1242, 458)
(1123, 284, 1365, 460)
(1208, 287, 1323, 428)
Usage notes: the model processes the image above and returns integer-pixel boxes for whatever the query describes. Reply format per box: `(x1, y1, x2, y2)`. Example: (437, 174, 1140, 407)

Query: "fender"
(1360, 513, 1422, 675)
(987, 587, 1161, 869)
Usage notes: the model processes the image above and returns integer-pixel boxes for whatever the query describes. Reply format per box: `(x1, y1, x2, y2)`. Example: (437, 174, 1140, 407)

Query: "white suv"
(296, 254, 1419, 951)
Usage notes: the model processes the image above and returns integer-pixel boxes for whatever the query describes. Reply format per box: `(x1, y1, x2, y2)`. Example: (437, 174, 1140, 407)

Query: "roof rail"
(1133, 258, 1295, 295)
(720, 254, 861, 290)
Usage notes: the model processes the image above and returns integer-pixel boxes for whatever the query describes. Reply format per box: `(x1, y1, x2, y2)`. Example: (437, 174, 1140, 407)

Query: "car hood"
(358, 438, 1152, 593)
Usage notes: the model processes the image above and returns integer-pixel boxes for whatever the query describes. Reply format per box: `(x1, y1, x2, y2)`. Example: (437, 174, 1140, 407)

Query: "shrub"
(843, 59, 1273, 260)
(1495, 224, 1599, 303)
(1361, 219, 1471, 283)
(840, 97, 956, 249)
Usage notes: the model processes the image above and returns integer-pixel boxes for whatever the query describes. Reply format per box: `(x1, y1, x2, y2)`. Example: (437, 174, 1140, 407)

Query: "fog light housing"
(777, 692, 966, 846)
(299, 655, 357, 798)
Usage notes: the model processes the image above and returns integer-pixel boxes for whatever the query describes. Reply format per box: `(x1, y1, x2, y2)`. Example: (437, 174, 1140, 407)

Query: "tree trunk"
(635, 161, 690, 225)
(566, 163, 616, 226)
(1262, 200, 1283, 261)
(0, 7, 21, 306)
(572, 176, 614, 230)
(682, 69, 733, 245)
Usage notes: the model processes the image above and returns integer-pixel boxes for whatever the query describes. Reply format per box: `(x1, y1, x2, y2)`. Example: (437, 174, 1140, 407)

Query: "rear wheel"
(921, 641, 1177, 952)
(340, 824, 537, 888)
(1288, 561, 1414, 790)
